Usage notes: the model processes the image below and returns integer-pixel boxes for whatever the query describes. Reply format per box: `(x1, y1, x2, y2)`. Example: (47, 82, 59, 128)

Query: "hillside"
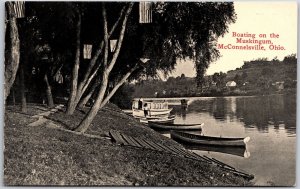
(226, 60, 296, 83)
(130, 55, 297, 98)
(4, 104, 251, 186)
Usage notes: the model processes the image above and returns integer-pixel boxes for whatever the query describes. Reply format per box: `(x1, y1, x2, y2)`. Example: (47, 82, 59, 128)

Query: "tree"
(283, 54, 297, 64)
(65, 3, 132, 115)
(5, 2, 21, 101)
(74, 3, 135, 132)
(261, 67, 273, 78)
(77, 2, 236, 132)
(10, 2, 236, 133)
(212, 72, 227, 90)
(234, 74, 242, 86)
(242, 71, 248, 79)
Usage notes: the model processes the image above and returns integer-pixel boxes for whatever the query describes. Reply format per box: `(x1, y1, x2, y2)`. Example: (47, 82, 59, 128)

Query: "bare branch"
(100, 64, 138, 108)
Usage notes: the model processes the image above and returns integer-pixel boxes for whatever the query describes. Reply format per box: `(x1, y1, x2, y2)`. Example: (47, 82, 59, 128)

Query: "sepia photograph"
(3, 1, 297, 186)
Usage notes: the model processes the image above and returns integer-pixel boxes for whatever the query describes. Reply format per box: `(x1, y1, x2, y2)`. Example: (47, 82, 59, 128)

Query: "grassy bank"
(4, 103, 253, 186)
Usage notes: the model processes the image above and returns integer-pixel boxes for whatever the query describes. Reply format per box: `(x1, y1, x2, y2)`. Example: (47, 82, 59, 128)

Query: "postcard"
(4, 1, 297, 186)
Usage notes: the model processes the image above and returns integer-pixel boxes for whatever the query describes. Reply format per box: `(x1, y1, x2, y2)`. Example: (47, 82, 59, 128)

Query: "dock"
(109, 130, 254, 180)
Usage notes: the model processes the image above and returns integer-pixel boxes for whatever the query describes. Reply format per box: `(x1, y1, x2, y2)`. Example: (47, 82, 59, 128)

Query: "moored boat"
(132, 108, 172, 117)
(132, 99, 172, 118)
(148, 122, 203, 131)
(170, 131, 250, 147)
(184, 144, 250, 158)
(139, 116, 175, 124)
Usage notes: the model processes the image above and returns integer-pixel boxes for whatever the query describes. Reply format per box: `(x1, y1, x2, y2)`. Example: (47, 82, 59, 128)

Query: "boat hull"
(171, 131, 249, 147)
(148, 122, 203, 131)
(184, 144, 249, 158)
(132, 108, 172, 117)
(139, 116, 175, 124)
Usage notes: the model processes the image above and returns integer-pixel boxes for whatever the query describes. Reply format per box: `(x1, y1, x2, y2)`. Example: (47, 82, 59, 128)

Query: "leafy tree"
(234, 74, 243, 86)
(242, 71, 248, 79)
(180, 73, 186, 79)
(153, 3, 236, 88)
(261, 67, 273, 78)
(212, 72, 227, 89)
(67, 2, 236, 132)
(283, 54, 297, 64)
(7, 2, 236, 133)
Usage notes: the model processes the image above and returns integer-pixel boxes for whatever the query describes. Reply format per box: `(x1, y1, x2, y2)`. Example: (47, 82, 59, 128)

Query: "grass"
(4, 103, 252, 186)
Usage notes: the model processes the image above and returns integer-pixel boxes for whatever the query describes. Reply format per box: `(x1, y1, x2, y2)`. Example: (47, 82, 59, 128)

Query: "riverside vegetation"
(132, 55, 297, 99)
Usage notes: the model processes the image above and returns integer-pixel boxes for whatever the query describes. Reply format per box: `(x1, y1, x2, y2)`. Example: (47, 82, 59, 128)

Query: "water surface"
(168, 94, 296, 186)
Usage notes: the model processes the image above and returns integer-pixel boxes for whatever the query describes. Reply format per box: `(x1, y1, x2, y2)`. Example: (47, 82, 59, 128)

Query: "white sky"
(170, 1, 297, 77)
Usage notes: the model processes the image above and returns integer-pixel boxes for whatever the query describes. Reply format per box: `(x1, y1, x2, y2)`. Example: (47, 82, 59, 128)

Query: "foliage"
(6, 2, 237, 131)
(152, 2, 236, 85)
(110, 84, 135, 109)
(133, 55, 297, 97)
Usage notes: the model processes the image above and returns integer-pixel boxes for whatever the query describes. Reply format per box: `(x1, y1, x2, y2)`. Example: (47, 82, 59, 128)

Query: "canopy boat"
(170, 131, 250, 147)
(148, 122, 203, 131)
(132, 99, 172, 118)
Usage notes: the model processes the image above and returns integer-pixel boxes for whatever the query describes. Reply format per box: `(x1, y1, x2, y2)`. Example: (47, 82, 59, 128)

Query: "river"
(165, 94, 296, 186)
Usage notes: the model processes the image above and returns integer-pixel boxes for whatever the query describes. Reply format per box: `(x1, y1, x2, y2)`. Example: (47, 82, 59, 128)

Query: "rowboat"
(170, 131, 250, 147)
(184, 144, 250, 158)
(139, 115, 175, 124)
(132, 108, 173, 117)
(148, 122, 203, 131)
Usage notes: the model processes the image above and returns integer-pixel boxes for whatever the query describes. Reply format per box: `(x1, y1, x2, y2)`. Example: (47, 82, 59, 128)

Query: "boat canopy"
(132, 100, 168, 109)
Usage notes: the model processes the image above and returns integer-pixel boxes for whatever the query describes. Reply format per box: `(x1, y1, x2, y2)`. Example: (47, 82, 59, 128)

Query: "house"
(226, 81, 237, 87)
(243, 82, 249, 86)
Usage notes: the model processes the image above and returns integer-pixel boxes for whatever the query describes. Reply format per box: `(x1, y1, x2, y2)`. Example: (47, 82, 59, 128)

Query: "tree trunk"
(100, 65, 137, 107)
(74, 3, 134, 133)
(20, 65, 27, 113)
(4, 2, 20, 101)
(44, 74, 55, 108)
(65, 6, 127, 114)
(78, 80, 98, 108)
(75, 6, 127, 102)
(74, 71, 109, 133)
(66, 13, 81, 115)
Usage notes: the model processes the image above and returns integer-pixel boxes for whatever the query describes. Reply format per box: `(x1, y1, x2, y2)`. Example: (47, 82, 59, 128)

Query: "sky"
(169, 1, 298, 77)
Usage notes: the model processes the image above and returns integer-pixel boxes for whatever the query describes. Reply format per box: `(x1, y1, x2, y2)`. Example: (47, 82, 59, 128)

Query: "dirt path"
(28, 104, 64, 127)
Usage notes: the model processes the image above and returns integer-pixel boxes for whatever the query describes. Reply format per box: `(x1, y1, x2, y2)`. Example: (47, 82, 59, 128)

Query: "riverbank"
(4, 103, 253, 186)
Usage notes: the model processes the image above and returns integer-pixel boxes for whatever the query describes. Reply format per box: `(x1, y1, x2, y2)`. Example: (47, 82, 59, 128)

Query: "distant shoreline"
(134, 90, 295, 102)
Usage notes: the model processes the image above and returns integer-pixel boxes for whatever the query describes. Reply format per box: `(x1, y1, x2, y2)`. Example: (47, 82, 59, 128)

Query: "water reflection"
(183, 94, 296, 135)
(172, 105, 187, 121)
(169, 94, 296, 186)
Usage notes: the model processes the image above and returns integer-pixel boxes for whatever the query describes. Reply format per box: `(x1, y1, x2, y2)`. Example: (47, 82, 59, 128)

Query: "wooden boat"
(139, 115, 175, 124)
(170, 131, 250, 147)
(148, 122, 203, 131)
(132, 99, 172, 118)
(132, 108, 172, 117)
(184, 144, 250, 158)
